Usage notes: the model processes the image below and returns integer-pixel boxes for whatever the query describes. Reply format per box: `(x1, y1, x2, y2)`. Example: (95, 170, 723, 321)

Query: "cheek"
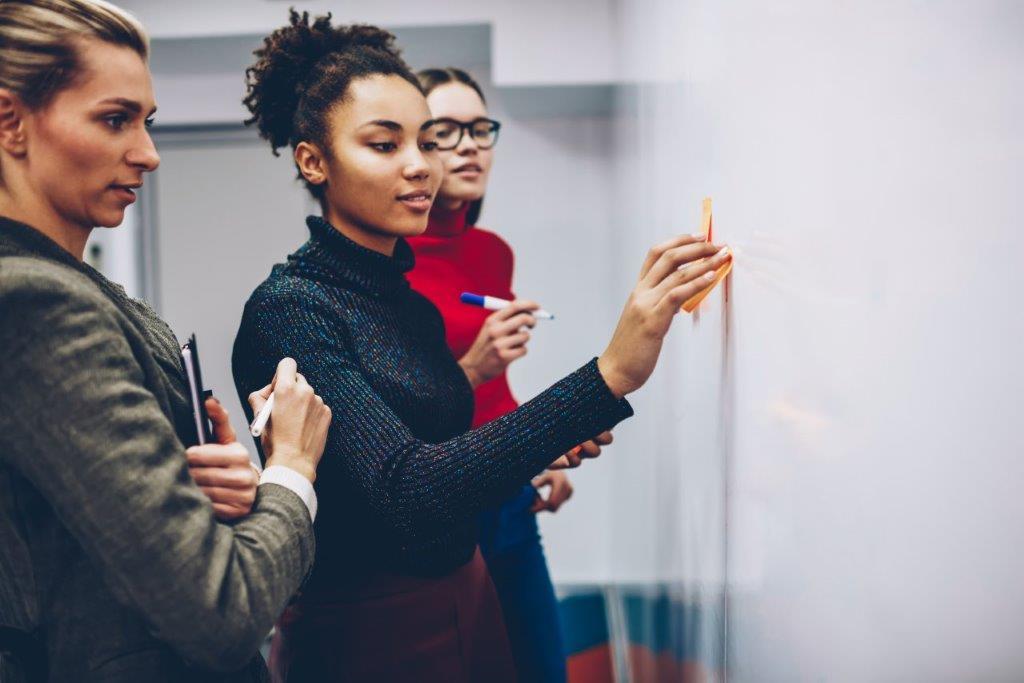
(32, 122, 113, 205)
(332, 151, 398, 208)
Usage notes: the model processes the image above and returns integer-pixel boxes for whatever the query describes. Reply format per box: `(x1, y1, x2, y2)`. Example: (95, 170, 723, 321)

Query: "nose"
(456, 131, 478, 155)
(402, 146, 432, 182)
(126, 130, 160, 172)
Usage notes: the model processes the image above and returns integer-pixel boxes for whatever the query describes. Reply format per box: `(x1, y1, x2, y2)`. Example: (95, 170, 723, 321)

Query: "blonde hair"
(0, 0, 149, 109)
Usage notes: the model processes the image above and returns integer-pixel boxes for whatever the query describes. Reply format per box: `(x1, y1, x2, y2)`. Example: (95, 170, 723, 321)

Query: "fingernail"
(717, 247, 730, 257)
(704, 271, 716, 280)
(693, 233, 706, 239)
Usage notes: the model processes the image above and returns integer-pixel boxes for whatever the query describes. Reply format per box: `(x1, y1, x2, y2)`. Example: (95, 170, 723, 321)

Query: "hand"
(248, 357, 332, 484)
(458, 300, 539, 388)
(530, 470, 573, 513)
(598, 235, 731, 398)
(186, 397, 259, 520)
(549, 431, 614, 469)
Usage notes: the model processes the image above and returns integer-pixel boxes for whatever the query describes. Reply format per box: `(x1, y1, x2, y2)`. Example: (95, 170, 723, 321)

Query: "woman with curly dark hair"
(232, 11, 731, 682)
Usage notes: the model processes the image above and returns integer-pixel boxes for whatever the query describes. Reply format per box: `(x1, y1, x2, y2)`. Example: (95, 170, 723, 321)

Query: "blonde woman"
(0, 2, 331, 680)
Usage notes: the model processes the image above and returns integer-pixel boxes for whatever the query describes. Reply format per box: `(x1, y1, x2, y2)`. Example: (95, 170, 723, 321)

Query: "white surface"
(611, 0, 1024, 679)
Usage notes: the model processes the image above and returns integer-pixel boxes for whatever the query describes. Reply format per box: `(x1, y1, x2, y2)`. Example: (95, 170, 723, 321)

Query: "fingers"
(212, 502, 253, 521)
(495, 331, 531, 353)
(186, 443, 253, 472)
(580, 440, 602, 458)
(547, 478, 573, 512)
(199, 486, 257, 506)
(273, 357, 298, 391)
(593, 431, 614, 446)
(493, 312, 537, 337)
(641, 240, 723, 290)
(548, 455, 572, 470)
(205, 397, 237, 445)
(550, 445, 583, 470)
(660, 250, 732, 312)
(653, 246, 731, 299)
(531, 471, 573, 513)
(189, 461, 259, 489)
(248, 383, 272, 414)
(638, 234, 708, 281)
(489, 300, 540, 323)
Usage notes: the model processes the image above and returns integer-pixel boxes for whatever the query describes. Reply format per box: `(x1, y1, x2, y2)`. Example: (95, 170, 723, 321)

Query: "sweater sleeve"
(238, 288, 633, 541)
(0, 262, 315, 672)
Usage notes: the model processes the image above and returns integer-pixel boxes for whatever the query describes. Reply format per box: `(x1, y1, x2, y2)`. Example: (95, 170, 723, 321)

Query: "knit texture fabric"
(232, 216, 633, 586)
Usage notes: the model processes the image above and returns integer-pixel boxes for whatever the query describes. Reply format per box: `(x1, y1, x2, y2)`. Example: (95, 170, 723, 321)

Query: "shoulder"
(243, 269, 333, 320)
(465, 227, 515, 274)
(0, 256, 118, 326)
(466, 226, 514, 257)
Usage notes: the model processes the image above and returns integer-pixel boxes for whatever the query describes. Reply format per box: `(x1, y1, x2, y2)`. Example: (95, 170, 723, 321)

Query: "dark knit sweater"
(232, 216, 633, 587)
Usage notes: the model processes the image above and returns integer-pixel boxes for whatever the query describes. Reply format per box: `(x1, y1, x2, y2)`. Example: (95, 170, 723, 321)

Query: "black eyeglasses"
(429, 117, 502, 151)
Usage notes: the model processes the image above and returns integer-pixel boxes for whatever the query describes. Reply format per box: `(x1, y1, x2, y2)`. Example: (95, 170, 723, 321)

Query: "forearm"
(350, 359, 632, 538)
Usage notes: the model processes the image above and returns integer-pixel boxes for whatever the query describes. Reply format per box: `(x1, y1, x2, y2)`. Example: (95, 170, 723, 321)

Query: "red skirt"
(270, 548, 516, 682)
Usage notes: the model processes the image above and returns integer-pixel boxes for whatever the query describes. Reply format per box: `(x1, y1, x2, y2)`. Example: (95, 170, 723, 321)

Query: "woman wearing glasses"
(232, 12, 731, 681)
(405, 67, 591, 683)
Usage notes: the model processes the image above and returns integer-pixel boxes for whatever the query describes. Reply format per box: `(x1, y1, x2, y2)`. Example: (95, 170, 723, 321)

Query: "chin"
(92, 209, 127, 229)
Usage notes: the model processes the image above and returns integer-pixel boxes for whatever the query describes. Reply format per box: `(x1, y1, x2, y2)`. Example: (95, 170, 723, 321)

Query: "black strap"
(0, 626, 47, 683)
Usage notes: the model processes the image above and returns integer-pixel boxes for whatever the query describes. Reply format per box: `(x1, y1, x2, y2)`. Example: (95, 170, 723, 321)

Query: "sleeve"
(239, 289, 633, 543)
(0, 266, 315, 672)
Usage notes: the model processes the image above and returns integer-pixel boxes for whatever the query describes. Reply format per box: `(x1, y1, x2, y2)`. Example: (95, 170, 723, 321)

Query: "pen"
(249, 393, 275, 438)
(460, 292, 554, 320)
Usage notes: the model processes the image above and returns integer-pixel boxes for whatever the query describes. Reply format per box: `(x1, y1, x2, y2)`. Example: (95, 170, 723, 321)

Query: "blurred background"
(91, 1, 1023, 681)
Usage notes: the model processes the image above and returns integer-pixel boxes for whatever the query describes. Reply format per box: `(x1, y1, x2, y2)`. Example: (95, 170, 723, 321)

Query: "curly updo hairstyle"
(417, 67, 488, 227)
(243, 10, 422, 199)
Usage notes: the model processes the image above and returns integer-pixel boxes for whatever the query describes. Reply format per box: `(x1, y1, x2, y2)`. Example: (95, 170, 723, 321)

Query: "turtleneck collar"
(292, 215, 415, 299)
(424, 202, 470, 238)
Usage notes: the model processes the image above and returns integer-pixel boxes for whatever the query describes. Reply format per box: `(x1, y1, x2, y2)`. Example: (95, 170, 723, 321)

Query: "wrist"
(265, 452, 316, 485)
(459, 359, 483, 388)
(596, 354, 628, 399)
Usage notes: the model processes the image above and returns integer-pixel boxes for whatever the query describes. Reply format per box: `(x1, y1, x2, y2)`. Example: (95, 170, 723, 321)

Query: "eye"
(419, 141, 439, 152)
(370, 142, 397, 152)
(104, 113, 130, 131)
(144, 117, 156, 129)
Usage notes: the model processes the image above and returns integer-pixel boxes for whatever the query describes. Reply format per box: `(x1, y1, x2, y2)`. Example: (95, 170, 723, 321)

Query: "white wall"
(612, 0, 1024, 679)
(116, 0, 618, 85)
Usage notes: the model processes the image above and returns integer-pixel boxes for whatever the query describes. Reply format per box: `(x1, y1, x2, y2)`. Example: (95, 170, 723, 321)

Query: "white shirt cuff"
(259, 465, 317, 522)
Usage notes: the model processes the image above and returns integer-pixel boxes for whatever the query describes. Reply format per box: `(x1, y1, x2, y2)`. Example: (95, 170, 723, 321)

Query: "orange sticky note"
(682, 260, 732, 312)
(682, 197, 731, 313)
(700, 197, 712, 241)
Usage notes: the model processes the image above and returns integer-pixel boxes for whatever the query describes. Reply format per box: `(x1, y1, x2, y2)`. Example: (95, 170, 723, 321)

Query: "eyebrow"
(98, 97, 158, 117)
(360, 119, 439, 132)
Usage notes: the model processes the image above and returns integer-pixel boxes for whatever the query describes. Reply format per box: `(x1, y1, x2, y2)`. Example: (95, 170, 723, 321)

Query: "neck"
(322, 205, 398, 256)
(439, 197, 466, 212)
(0, 180, 91, 261)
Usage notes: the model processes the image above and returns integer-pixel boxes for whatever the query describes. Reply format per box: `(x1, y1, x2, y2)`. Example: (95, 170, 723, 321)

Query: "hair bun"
(243, 10, 404, 154)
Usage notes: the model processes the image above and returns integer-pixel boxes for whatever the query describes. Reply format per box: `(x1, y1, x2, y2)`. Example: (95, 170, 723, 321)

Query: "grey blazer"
(0, 218, 315, 682)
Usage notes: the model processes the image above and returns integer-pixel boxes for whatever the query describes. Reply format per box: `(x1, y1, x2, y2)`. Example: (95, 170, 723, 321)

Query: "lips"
(397, 190, 433, 212)
(110, 182, 142, 203)
(454, 163, 483, 174)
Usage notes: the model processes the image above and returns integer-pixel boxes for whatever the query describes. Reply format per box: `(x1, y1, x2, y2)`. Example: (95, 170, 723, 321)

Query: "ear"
(0, 89, 28, 158)
(294, 141, 328, 189)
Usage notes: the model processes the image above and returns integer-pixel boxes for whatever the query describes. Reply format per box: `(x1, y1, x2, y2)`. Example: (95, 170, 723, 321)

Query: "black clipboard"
(180, 333, 213, 445)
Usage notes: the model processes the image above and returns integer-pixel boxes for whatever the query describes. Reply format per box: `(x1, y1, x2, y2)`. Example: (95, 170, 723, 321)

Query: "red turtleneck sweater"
(406, 204, 520, 427)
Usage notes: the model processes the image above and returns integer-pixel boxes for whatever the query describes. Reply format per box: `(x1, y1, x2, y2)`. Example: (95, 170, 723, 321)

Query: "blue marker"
(460, 292, 555, 320)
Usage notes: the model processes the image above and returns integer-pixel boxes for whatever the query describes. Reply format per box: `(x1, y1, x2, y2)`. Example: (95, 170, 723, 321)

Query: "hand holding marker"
(460, 291, 611, 469)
